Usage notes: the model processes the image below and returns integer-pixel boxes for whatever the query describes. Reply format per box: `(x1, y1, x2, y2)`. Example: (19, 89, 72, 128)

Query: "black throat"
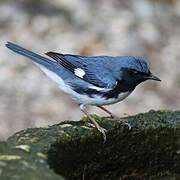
(101, 80, 135, 99)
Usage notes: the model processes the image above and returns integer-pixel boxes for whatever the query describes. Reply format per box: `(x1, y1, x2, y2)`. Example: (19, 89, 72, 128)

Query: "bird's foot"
(119, 119, 131, 130)
(87, 122, 107, 143)
(105, 115, 131, 130)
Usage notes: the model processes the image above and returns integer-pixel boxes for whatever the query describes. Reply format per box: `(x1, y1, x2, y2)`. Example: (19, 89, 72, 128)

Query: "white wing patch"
(74, 68, 85, 78)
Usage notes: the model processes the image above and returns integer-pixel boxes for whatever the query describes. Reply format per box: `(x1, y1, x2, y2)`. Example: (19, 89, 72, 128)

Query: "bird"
(6, 42, 161, 142)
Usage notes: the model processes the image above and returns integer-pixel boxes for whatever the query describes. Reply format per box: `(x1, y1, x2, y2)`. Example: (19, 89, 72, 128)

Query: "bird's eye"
(131, 69, 139, 74)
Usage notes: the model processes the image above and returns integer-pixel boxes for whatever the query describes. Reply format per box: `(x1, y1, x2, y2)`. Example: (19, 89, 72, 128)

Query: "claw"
(124, 122, 131, 130)
(87, 122, 107, 143)
(96, 125, 107, 143)
(80, 104, 108, 142)
(106, 115, 132, 130)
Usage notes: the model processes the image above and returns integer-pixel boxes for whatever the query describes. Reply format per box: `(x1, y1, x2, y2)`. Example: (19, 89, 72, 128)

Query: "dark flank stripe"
(71, 80, 135, 100)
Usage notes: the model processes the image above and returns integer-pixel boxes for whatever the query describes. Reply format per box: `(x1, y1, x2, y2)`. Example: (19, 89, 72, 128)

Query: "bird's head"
(120, 57, 161, 90)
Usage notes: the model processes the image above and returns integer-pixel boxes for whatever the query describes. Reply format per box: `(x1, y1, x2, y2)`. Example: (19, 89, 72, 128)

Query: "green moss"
(0, 141, 64, 180)
(48, 110, 180, 179)
(1, 110, 179, 179)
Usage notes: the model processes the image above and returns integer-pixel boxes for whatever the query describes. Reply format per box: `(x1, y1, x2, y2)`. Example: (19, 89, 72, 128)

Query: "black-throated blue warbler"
(6, 42, 161, 142)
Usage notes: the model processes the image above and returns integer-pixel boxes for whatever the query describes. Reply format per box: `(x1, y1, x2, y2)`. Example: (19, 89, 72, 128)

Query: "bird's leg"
(79, 104, 107, 142)
(96, 105, 114, 118)
(96, 105, 131, 130)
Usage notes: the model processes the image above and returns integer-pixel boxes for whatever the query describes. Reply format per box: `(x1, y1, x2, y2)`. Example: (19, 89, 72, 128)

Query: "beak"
(146, 73, 161, 81)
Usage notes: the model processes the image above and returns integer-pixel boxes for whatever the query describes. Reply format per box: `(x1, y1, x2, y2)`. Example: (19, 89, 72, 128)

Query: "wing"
(45, 52, 117, 89)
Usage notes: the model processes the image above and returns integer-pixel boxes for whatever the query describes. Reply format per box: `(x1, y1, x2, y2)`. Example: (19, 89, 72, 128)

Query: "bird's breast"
(96, 91, 132, 105)
(69, 89, 132, 105)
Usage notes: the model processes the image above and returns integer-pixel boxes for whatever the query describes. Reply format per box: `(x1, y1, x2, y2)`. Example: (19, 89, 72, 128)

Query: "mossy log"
(0, 110, 179, 179)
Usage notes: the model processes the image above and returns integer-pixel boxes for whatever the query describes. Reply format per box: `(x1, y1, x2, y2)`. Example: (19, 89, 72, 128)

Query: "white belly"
(34, 64, 132, 105)
(69, 90, 132, 105)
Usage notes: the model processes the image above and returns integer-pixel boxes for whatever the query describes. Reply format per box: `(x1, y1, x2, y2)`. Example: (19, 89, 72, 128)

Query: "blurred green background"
(0, 0, 180, 140)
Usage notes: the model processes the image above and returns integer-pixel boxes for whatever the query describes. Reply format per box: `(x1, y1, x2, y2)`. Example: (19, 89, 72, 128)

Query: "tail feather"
(6, 42, 68, 86)
(6, 42, 57, 68)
